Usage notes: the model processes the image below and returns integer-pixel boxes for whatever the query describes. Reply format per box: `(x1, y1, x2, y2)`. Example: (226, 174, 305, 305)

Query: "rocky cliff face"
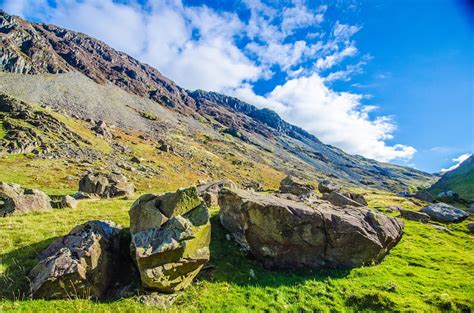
(0, 10, 195, 113)
(0, 10, 435, 190)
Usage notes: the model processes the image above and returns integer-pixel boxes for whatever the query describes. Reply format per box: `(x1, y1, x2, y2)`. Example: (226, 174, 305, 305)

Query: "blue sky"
(1, 0, 473, 173)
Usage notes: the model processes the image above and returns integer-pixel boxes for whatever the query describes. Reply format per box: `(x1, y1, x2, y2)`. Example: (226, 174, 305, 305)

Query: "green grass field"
(429, 156, 474, 202)
(0, 118, 6, 139)
(0, 193, 473, 312)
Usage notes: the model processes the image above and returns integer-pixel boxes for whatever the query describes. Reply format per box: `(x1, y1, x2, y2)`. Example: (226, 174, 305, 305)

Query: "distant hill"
(428, 154, 474, 202)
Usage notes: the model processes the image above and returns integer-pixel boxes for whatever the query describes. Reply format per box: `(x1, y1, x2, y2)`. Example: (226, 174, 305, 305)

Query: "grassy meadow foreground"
(0, 181, 473, 312)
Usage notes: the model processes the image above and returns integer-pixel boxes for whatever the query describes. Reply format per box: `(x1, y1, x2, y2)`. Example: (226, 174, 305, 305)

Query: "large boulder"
(0, 182, 52, 216)
(29, 220, 122, 299)
(321, 191, 366, 207)
(218, 188, 404, 269)
(279, 176, 314, 197)
(399, 208, 430, 223)
(129, 187, 210, 292)
(420, 203, 469, 223)
(79, 172, 135, 198)
(318, 180, 341, 194)
(197, 179, 236, 206)
(414, 190, 434, 203)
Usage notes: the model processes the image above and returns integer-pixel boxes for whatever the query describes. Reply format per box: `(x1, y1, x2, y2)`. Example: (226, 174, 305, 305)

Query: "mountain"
(428, 154, 474, 202)
(0, 10, 435, 190)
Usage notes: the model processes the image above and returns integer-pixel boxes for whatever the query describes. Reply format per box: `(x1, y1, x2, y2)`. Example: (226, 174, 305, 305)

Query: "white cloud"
(440, 153, 472, 173)
(281, 3, 324, 35)
(315, 45, 357, 70)
(1, 0, 417, 163)
(333, 21, 361, 40)
(231, 74, 416, 162)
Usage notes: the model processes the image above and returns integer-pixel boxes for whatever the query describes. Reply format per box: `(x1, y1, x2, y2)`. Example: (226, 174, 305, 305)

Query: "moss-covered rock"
(130, 187, 210, 292)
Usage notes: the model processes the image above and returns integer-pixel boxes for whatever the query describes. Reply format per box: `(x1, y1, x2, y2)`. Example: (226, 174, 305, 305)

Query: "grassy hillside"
(429, 155, 474, 202)
(0, 193, 473, 312)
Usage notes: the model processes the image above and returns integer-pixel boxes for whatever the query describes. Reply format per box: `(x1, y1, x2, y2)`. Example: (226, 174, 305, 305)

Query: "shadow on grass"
(0, 237, 59, 301)
(1, 213, 351, 302)
(197, 214, 352, 288)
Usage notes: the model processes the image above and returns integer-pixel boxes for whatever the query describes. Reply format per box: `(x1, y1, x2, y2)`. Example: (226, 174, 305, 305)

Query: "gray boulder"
(414, 190, 434, 203)
(197, 179, 236, 206)
(399, 208, 430, 223)
(420, 203, 469, 223)
(0, 182, 52, 217)
(218, 188, 404, 269)
(279, 176, 314, 197)
(92, 120, 112, 138)
(60, 195, 78, 209)
(51, 195, 78, 209)
(73, 191, 99, 200)
(79, 172, 135, 198)
(318, 180, 341, 194)
(321, 191, 366, 207)
(29, 220, 122, 299)
(129, 187, 210, 292)
(344, 192, 368, 206)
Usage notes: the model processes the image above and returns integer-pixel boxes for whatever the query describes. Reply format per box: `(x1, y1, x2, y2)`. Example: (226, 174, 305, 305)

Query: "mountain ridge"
(0, 10, 435, 190)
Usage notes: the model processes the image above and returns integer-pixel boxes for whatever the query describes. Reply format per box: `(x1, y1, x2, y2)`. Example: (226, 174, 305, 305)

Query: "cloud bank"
(1, 0, 416, 162)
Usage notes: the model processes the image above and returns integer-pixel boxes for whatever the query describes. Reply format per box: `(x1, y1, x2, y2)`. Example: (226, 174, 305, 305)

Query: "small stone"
(249, 269, 255, 278)
(318, 180, 341, 194)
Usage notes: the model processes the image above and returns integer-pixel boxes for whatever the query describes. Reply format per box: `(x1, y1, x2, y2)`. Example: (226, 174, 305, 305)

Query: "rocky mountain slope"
(0, 10, 435, 190)
(428, 154, 474, 202)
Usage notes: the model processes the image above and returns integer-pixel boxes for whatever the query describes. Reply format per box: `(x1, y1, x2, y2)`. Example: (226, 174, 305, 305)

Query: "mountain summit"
(0, 10, 434, 190)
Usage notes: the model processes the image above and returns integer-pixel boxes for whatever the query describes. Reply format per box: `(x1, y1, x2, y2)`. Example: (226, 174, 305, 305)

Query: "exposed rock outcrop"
(218, 188, 404, 269)
(79, 172, 135, 198)
(279, 176, 314, 197)
(29, 220, 122, 299)
(0, 182, 52, 216)
(0, 94, 94, 158)
(420, 203, 469, 223)
(129, 187, 210, 292)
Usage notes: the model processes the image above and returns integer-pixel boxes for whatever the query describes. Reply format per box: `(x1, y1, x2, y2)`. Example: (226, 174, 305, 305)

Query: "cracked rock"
(218, 187, 404, 269)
